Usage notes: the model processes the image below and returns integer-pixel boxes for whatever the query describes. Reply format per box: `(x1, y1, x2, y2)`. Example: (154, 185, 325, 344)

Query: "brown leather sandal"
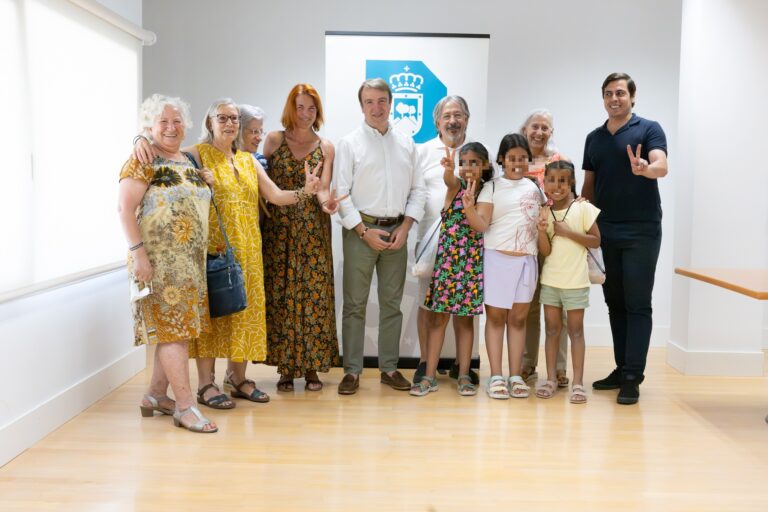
(196, 383, 235, 409)
(305, 371, 323, 391)
(277, 375, 294, 392)
(224, 372, 270, 403)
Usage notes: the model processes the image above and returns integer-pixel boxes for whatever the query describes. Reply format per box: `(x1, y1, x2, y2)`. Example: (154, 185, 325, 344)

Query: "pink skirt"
(483, 250, 537, 308)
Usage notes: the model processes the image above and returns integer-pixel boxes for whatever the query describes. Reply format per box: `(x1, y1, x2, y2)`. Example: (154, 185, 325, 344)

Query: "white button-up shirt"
(415, 135, 473, 242)
(335, 122, 426, 230)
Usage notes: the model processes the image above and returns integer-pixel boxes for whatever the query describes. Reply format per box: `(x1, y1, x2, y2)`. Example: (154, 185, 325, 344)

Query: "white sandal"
(486, 375, 509, 400)
(508, 376, 530, 398)
(570, 385, 588, 404)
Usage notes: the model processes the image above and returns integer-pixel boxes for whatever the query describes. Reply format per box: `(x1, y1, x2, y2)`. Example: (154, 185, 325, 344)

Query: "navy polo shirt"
(582, 113, 667, 223)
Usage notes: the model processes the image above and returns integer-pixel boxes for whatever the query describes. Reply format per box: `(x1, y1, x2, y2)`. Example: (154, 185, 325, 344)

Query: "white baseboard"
(584, 325, 669, 347)
(0, 346, 145, 467)
(666, 340, 764, 376)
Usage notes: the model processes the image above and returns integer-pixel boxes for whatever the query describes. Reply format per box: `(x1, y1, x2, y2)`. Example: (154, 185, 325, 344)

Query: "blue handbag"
(207, 194, 247, 318)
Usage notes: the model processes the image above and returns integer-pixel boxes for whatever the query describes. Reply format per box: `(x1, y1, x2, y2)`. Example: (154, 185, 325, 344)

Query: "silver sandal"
(173, 405, 218, 433)
(139, 394, 174, 417)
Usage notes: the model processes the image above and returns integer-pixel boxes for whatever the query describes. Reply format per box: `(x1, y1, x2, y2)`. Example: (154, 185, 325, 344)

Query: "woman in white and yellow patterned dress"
(118, 94, 217, 433)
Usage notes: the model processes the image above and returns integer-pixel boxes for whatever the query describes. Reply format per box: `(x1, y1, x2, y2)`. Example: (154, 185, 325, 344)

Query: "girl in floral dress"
(411, 142, 492, 397)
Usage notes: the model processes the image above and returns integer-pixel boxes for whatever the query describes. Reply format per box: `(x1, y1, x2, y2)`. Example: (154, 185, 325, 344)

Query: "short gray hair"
(433, 95, 470, 129)
(199, 97, 239, 146)
(138, 94, 192, 138)
(237, 104, 266, 149)
(518, 108, 557, 156)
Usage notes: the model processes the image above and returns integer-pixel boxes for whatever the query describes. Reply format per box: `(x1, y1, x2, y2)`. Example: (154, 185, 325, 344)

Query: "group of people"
(118, 71, 667, 433)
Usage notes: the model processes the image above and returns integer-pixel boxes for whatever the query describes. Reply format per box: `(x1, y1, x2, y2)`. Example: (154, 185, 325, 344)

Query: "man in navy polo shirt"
(581, 72, 668, 405)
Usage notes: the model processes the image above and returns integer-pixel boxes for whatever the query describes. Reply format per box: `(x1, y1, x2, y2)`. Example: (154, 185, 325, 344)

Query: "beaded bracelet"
(359, 226, 369, 240)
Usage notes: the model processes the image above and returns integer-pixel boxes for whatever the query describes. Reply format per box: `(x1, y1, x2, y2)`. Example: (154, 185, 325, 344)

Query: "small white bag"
(587, 247, 606, 285)
(411, 217, 441, 278)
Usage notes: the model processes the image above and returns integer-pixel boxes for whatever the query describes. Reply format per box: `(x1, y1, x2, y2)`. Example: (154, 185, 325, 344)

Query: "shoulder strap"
(182, 151, 199, 169)
(209, 191, 235, 256)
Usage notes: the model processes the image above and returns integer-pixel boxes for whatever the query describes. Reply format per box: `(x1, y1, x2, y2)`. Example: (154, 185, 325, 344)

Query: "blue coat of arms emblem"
(366, 60, 447, 143)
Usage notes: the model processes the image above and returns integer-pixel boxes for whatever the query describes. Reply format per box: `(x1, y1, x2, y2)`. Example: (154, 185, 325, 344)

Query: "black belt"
(360, 213, 405, 227)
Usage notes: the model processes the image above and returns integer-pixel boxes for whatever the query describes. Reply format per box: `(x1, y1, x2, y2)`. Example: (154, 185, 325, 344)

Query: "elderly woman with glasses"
(238, 104, 268, 170)
(133, 98, 323, 409)
(119, 94, 216, 433)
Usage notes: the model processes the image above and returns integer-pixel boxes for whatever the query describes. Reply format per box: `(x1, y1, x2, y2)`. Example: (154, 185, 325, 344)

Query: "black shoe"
(412, 361, 427, 385)
(592, 368, 622, 390)
(617, 374, 644, 405)
(449, 361, 479, 385)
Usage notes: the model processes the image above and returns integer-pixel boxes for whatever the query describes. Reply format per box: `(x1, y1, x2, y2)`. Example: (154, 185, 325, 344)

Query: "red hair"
(281, 83, 324, 131)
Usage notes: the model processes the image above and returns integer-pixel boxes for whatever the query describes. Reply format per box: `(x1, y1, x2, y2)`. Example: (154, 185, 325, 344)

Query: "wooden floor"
(1, 347, 768, 512)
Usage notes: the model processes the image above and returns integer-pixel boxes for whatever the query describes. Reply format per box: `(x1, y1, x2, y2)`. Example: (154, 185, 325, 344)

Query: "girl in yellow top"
(536, 159, 601, 404)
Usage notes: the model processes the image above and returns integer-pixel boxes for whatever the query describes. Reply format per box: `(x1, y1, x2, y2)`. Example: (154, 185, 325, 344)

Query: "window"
(1, 0, 152, 294)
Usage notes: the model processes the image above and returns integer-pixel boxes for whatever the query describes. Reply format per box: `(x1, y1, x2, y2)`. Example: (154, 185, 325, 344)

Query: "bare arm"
(627, 144, 668, 179)
(117, 178, 152, 282)
(464, 202, 492, 232)
(552, 218, 601, 248)
(262, 131, 282, 160)
(581, 170, 595, 202)
(315, 140, 335, 207)
(257, 159, 320, 206)
(537, 206, 551, 257)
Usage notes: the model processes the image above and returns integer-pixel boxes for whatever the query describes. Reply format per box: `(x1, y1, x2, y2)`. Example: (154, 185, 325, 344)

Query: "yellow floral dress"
(188, 143, 267, 362)
(119, 156, 211, 345)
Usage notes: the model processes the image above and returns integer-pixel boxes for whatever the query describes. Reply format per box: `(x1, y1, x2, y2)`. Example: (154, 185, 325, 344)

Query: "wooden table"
(674, 268, 768, 300)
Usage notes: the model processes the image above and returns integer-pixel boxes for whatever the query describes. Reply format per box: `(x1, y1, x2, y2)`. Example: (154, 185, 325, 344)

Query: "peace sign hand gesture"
(303, 160, 322, 195)
(321, 188, 350, 215)
(441, 147, 456, 173)
(627, 144, 649, 176)
(462, 178, 477, 209)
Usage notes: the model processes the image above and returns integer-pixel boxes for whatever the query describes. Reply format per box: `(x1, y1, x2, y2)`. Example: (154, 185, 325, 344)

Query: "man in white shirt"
(413, 96, 479, 386)
(335, 78, 426, 395)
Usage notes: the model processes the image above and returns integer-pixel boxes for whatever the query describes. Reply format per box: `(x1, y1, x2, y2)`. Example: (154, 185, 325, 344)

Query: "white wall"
(0, 269, 143, 466)
(0, 0, 145, 467)
(668, 0, 768, 375)
(142, 0, 683, 348)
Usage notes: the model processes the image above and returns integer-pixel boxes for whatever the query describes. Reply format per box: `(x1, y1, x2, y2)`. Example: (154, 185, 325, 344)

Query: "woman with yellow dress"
(134, 98, 333, 408)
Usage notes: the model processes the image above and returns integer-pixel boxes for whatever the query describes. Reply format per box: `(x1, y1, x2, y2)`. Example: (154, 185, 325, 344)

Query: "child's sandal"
(569, 385, 588, 404)
(508, 376, 530, 398)
(409, 376, 438, 397)
(486, 375, 509, 400)
(457, 375, 477, 396)
(535, 380, 557, 399)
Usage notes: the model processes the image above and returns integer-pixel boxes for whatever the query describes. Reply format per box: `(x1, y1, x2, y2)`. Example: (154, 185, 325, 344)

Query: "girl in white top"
(464, 134, 545, 399)
(536, 158, 601, 404)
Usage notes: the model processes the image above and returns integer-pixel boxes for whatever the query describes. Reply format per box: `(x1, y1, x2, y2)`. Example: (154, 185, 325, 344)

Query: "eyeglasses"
(245, 129, 265, 136)
(214, 114, 240, 124)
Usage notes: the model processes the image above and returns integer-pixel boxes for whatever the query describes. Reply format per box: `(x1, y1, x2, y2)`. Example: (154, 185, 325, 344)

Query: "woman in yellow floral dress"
(135, 98, 327, 408)
(262, 84, 344, 392)
(118, 94, 216, 433)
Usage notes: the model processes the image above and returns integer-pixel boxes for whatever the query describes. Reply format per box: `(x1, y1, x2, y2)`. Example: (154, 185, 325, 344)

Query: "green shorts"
(539, 285, 590, 310)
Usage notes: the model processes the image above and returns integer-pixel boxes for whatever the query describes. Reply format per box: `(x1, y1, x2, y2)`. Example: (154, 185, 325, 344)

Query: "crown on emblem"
(389, 66, 424, 92)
